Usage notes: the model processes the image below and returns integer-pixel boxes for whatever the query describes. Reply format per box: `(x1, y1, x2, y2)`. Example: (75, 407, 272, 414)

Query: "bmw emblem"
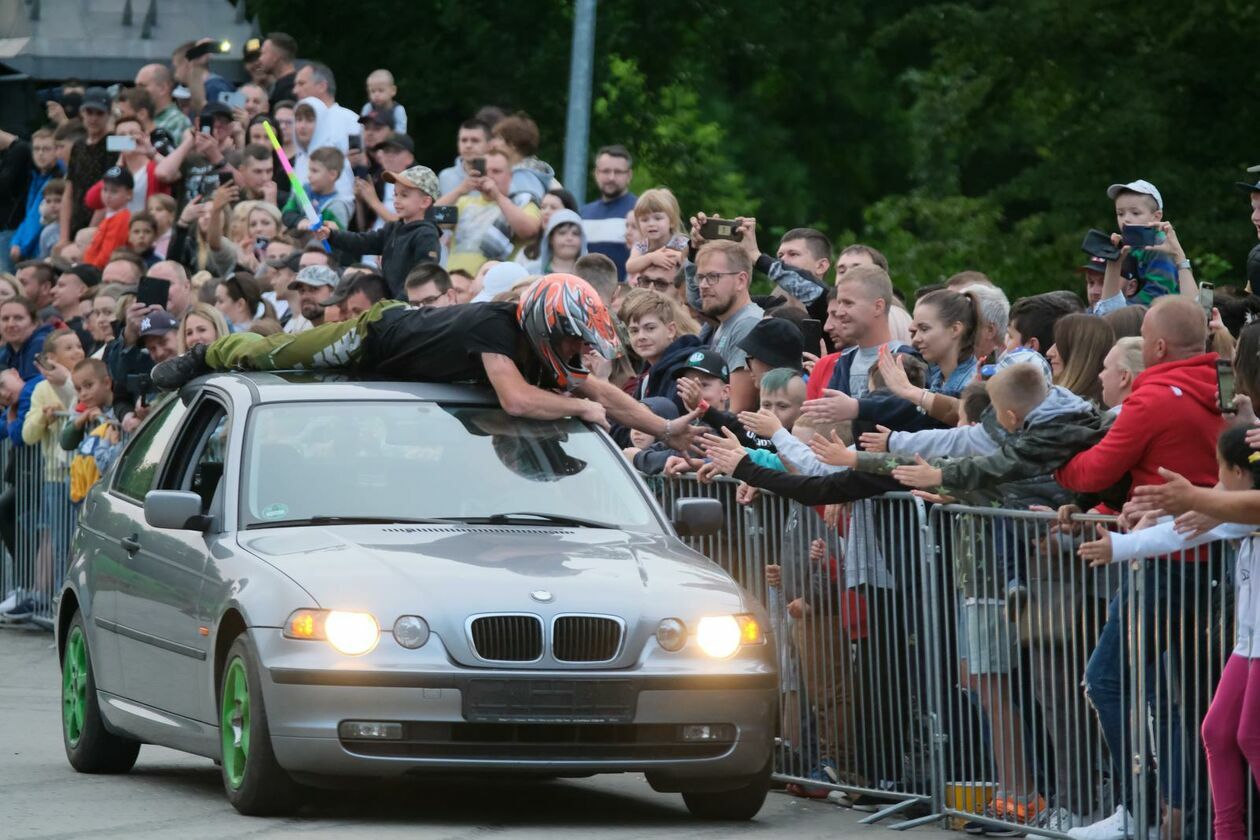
(531, 590, 554, 603)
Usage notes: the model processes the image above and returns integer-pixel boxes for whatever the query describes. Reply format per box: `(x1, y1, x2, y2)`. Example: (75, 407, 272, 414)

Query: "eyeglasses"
(638, 277, 674, 293)
(695, 270, 741, 287)
(411, 294, 443, 307)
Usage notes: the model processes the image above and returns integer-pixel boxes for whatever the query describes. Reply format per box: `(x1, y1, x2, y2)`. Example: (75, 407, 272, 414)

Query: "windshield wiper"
(476, 511, 617, 529)
(247, 515, 463, 529)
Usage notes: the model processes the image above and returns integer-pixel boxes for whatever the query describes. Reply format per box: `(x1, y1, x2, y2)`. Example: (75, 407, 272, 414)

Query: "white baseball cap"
(1106, 179, 1163, 210)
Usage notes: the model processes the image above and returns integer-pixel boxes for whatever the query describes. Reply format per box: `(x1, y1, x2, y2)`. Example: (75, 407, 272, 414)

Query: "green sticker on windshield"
(262, 503, 288, 519)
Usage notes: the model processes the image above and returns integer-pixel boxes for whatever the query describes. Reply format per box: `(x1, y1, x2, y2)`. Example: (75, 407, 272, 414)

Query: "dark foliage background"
(247, 0, 1260, 296)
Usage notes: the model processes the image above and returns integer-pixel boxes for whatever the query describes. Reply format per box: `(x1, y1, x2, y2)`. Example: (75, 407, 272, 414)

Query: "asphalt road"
(1, 628, 954, 839)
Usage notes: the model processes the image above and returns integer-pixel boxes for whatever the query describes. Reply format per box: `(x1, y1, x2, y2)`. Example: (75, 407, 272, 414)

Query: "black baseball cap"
(1076, 255, 1107, 274)
(200, 101, 233, 123)
(671, 348, 730, 384)
(371, 132, 414, 154)
(102, 166, 134, 189)
(80, 87, 110, 113)
(138, 310, 178, 337)
(242, 37, 262, 63)
(63, 264, 102, 288)
(737, 318, 804, 372)
(359, 109, 391, 128)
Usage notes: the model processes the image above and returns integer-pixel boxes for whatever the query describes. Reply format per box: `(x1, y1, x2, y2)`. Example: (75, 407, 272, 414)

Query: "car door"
(85, 396, 187, 696)
(111, 396, 228, 723)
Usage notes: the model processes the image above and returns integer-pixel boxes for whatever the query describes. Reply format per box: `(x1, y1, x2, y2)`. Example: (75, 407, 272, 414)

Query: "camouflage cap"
(384, 165, 440, 200)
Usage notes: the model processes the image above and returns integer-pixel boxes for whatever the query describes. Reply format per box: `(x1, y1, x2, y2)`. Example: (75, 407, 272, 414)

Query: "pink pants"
(1201, 654, 1260, 840)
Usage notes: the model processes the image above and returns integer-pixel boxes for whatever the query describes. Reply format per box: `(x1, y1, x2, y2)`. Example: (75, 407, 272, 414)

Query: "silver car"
(57, 374, 776, 819)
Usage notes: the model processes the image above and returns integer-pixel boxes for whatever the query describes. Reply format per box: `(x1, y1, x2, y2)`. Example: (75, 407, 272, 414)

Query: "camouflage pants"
(204, 300, 401, 372)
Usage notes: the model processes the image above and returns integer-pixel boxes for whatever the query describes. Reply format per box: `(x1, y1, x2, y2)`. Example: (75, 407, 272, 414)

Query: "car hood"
(237, 524, 756, 666)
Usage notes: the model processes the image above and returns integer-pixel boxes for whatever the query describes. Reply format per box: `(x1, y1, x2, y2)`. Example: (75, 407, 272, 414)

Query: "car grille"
(342, 723, 734, 761)
(552, 616, 622, 662)
(469, 615, 543, 662)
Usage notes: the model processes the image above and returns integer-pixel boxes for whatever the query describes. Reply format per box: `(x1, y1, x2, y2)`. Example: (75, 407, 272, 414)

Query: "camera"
(431, 206, 458, 225)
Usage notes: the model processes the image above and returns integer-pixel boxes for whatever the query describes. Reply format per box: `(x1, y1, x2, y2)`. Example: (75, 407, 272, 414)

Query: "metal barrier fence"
(0, 435, 81, 632)
(649, 473, 1258, 839)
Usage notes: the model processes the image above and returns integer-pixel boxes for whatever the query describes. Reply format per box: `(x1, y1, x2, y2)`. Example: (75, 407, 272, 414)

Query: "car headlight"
(695, 615, 764, 658)
(656, 618, 687, 652)
(284, 608, 380, 656)
(393, 615, 430, 649)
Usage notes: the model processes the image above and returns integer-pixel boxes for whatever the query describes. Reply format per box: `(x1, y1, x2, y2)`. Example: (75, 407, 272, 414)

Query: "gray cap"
(288, 265, 338, 290)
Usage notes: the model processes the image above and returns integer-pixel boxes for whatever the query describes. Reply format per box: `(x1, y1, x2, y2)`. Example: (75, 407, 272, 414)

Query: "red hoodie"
(1055, 352, 1223, 498)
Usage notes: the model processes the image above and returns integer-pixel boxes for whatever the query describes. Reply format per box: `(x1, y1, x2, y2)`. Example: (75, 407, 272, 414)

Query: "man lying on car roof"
(152, 272, 705, 452)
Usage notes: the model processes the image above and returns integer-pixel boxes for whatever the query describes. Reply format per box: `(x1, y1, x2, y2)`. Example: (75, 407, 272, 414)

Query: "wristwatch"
(1176, 258, 1192, 271)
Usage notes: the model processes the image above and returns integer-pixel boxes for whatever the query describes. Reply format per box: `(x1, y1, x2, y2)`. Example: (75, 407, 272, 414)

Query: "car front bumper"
(254, 629, 776, 782)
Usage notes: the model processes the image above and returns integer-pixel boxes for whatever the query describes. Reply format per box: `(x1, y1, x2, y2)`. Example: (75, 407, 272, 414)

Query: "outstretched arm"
(482, 353, 605, 424)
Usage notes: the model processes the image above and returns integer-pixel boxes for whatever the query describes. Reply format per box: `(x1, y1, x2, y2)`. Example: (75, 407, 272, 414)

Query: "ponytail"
(917, 288, 979, 362)
(1218, 424, 1260, 489)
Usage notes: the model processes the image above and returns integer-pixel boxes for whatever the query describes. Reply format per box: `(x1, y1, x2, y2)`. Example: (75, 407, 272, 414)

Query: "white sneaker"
(1040, 807, 1083, 832)
(1067, 806, 1138, 840)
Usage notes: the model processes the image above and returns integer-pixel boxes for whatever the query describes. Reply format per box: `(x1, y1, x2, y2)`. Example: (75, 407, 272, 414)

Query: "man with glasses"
(694, 240, 763, 411)
(636, 261, 685, 304)
(580, 145, 637, 280)
(404, 264, 458, 308)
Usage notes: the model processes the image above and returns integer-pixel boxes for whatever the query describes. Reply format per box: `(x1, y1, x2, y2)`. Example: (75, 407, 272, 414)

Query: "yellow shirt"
(447, 195, 540, 276)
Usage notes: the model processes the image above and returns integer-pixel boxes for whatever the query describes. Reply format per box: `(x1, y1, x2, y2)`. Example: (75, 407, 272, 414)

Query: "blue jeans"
(1084, 560, 1221, 829)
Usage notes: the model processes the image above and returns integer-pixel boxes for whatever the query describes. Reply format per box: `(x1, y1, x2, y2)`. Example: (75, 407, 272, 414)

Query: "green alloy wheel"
(60, 611, 140, 773)
(219, 635, 301, 815)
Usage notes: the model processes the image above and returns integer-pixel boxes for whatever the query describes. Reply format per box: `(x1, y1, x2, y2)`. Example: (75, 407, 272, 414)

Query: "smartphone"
(1197, 281, 1214, 322)
(347, 133, 363, 152)
(185, 41, 216, 61)
(431, 205, 458, 225)
(105, 135, 136, 153)
(200, 123, 213, 136)
(700, 217, 743, 241)
(1121, 224, 1160, 248)
(136, 276, 170, 308)
(254, 236, 269, 254)
(469, 157, 485, 176)
(34, 351, 51, 371)
(198, 173, 220, 198)
(217, 89, 247, 110)
(1217, 358, 1236, 414)
(127, 373, 153, 406)
(800, 318, 823, 356)
(1081, 228, 1122, 261)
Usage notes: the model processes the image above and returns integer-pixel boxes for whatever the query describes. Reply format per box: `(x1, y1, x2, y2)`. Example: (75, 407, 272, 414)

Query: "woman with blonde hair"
(178, 302, 230, 353)
(0, 274, 21, 303)
(624, 188, 688, 276)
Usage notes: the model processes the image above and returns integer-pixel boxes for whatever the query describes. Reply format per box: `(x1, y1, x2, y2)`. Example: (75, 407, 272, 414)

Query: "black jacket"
(328, 219, 441, 299)
(731, 457, 902, 506)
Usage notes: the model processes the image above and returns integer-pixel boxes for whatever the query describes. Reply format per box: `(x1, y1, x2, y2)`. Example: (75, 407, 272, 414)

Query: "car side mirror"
(672, 498, 724, 538)
(144, 490, 210, 532)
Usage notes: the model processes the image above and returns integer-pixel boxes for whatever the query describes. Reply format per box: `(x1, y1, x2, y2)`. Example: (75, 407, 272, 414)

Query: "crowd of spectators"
(4, 31, 1260, 840)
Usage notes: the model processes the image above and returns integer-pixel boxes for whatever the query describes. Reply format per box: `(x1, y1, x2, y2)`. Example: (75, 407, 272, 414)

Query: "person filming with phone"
(1090, 180, 1197, 316)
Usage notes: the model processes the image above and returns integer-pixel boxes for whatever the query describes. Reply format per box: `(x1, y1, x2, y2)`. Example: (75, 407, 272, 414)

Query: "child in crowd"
(674, 347, 775, 450)
(9, 127, 61, 263)
(283, 147, 352, 232)
(735, 368, 809, 470)
(619, 288, 702, 403)
(61, 359, 122, 504)
(623, 188, 689, 276)
(1095, 180, 1182, 310)
(82, 167, 134, 268)
(127, 212, 160, 267)
(22, 328, 84, 596)
(634, 350, 732, 476)
(1078, 424, 1260, 840)
(147, 194, 177, 259)
(360, 69, 407, 133)
(37, 178, 66, 259)
(317, 166, 442, 299)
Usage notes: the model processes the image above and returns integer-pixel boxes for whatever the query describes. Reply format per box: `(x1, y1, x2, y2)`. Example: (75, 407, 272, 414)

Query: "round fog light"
(393, 615, 430, 649)
(656, 618, 686, 652)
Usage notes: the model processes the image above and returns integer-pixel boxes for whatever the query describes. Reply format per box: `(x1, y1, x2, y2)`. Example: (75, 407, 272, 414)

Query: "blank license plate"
(463, 679, 636, 723)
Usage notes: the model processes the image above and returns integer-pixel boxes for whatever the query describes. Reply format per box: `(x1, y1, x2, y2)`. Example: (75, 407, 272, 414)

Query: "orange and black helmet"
(517, 274, 619, 391)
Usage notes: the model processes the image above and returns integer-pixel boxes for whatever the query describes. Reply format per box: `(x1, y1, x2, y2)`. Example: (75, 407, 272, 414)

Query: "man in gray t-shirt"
(695, 241, 764, 412)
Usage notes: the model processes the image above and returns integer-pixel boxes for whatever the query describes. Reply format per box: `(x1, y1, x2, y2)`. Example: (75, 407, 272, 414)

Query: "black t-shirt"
(364, 302, 542, 385)
(270, 73, 296, 110)
(66, 137, 109, 235)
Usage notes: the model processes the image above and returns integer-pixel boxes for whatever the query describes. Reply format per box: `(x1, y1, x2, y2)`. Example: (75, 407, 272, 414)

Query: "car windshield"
(240, 401, 660, 531)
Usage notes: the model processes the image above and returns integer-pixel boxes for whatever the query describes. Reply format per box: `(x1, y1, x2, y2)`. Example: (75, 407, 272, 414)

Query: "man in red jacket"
(1057, 296, 1223, 840)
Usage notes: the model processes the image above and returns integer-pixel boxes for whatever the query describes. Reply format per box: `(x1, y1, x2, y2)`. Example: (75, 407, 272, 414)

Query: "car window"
(112, 396, 188, 503)
(187, 410, 229, 513)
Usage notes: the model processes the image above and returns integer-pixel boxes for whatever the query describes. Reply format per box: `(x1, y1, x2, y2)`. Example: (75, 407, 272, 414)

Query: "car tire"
(61, 610, 141, 773)
(681, 760, 772, 821)
(219, 634, 302, 815)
